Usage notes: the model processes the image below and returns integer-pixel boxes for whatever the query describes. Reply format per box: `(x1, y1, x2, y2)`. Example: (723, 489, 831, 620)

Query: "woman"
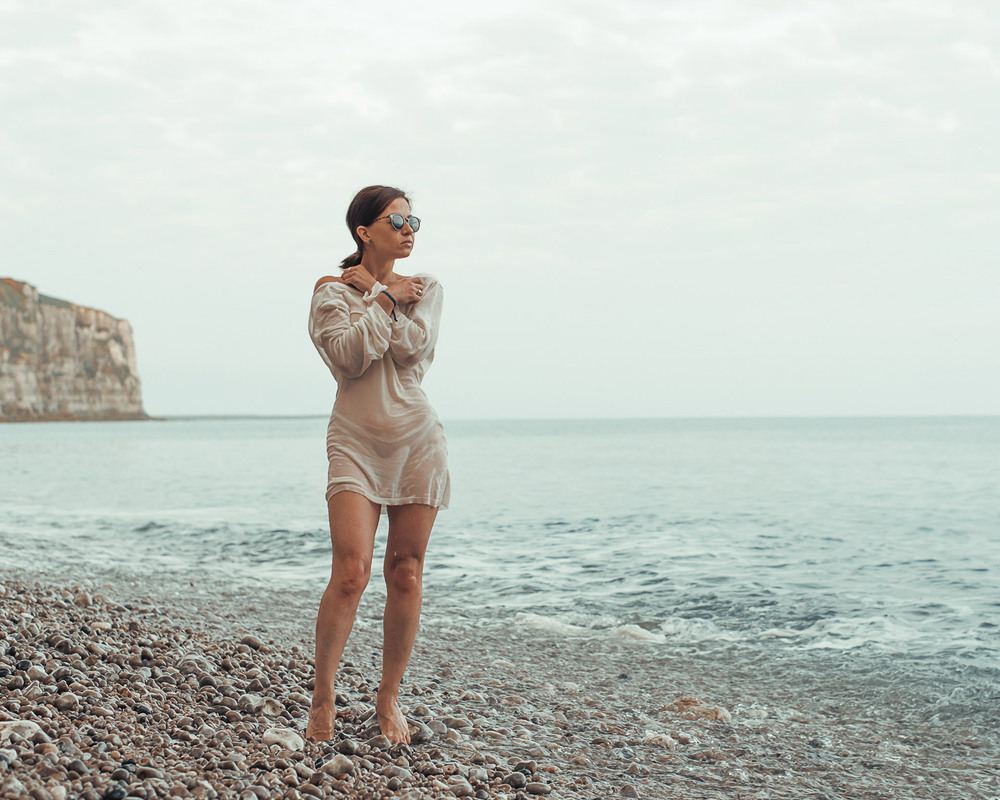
(305, 185, 449, 744)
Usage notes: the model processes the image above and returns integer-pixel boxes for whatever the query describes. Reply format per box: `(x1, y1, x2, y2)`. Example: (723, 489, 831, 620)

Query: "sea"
(1, 416, 998, 742)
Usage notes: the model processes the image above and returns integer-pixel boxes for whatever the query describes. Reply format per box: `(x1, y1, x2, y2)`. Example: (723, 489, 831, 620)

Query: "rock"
(408, 720, 434, 744)
(443, 716, 473, 730)
(26, 665, 48, 681)
(448, 777, 474, 797)
(101, 783, 128, 800)
(644, 732, 676, 749)
(622, 786, 639, 798)
(238, 694, 265, 713)
(53, 693, 79, 711)
(502, 772, 527, 789)
(0, 720, 49, 743)
(29, 784, 55, 800)
(136, 765, 164, 779)
(319, 754, 354, 776)
(365, 734, 392, 750)
(663, 697, 731, 722)
(333, 739, 359, 755)
(468, 767, 489, 784)
(240, 636, 264, 650)
(262, 728, 305, 752)
(428, 720, 448, 735)
(66, 758, 89, 774)
(1, 777, 27, 797)
(75, 592, 93, 608)
(526, 783, 552, 795)
(261, 698, 284, 716)
(383, 764, 413, 781)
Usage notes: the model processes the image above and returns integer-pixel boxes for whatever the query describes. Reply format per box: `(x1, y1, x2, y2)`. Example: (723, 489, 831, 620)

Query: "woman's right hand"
(387, 276, 426, 304)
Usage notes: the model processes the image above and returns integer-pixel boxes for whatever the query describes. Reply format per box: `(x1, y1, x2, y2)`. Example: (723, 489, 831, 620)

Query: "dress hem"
(324, 484, 449, 512)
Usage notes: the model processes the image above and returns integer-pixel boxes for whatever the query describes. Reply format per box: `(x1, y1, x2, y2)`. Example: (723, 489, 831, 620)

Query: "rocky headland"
(0, 279, 145, 422)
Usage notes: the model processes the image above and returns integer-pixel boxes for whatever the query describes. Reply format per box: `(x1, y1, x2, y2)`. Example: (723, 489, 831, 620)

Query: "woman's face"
(363, 197, 416, 260)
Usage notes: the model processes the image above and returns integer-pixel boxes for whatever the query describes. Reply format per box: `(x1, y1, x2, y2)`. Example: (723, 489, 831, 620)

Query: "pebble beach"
(2, 576, 997, 800)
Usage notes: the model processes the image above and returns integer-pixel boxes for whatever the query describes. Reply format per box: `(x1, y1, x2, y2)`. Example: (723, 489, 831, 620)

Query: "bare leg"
(377, 503, 438, 743)
(306, 491, 380, 742)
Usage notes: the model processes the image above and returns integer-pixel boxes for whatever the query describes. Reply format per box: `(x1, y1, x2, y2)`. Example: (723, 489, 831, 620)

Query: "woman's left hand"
(341, 266, 377, 293)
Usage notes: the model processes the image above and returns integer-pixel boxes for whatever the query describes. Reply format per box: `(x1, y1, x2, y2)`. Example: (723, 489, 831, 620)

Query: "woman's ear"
(356, 225, 370, 244)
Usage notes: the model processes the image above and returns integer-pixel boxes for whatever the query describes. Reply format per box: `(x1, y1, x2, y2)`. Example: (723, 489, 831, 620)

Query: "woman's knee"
(331, 556, 372, 598)
(385, 555, 423, 595)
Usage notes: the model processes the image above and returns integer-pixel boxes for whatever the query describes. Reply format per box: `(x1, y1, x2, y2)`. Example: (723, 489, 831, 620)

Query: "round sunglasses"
(374, 213, 421, 232)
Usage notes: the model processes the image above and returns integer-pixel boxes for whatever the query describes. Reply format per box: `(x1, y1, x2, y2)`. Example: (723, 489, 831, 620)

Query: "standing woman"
(306, 185, 449, 744)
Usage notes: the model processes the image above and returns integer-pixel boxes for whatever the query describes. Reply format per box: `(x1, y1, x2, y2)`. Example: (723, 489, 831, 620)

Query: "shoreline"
(1, 576, 998, 799)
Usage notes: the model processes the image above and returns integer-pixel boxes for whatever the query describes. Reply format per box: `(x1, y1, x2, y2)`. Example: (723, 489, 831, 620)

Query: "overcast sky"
(2, 0, 997, 419)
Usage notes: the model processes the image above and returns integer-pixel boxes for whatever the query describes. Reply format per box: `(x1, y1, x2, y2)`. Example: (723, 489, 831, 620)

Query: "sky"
(1, 0, 998, 419)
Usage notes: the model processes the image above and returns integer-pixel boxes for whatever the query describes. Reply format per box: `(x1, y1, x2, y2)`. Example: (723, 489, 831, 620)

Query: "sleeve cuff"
(363, 282, 388, 304)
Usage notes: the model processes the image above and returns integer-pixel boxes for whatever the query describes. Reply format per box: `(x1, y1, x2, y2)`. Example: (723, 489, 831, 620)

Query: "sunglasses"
(374, 213, 421, 232)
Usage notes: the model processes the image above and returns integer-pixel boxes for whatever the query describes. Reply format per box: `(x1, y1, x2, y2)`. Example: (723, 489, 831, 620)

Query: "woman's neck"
(361, 254, 395, 285)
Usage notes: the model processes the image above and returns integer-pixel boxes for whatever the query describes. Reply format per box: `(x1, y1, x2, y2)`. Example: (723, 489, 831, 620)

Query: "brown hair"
(339, 185, 411, 269)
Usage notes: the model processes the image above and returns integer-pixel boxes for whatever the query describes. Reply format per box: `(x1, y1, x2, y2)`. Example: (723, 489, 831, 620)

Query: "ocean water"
(1, 416, 998, 736)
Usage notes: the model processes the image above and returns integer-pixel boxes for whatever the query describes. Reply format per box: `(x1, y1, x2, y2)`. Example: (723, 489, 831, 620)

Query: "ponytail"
(339, 250, 362, 270)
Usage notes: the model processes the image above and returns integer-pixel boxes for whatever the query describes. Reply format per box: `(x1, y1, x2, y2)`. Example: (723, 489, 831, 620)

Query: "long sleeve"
(388, 278, 443, 368)
(309, 284, 392, 379)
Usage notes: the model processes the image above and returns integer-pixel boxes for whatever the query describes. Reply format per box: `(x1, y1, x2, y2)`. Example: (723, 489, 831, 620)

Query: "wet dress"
(308, 273, 450, 510)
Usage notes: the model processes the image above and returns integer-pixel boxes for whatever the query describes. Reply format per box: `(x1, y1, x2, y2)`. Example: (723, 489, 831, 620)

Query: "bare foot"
(376, 695, 411, 744)
(306, 699, 336, 743)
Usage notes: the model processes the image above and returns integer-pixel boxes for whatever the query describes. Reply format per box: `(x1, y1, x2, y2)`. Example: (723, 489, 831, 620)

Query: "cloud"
(1, 0, 997, 416)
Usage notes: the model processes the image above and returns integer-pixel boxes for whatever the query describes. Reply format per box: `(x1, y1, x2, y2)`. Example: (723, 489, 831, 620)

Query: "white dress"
(308, 273, 450, 510)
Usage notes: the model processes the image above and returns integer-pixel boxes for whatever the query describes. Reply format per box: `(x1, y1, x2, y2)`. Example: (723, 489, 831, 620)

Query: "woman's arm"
(309, 283, 392, 379)
(387, 279, 443, 368)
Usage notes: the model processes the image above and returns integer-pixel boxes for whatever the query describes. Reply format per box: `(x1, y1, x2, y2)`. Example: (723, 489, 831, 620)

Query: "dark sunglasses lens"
(408, 216, 420, 232)
(388, 214, 405, 230)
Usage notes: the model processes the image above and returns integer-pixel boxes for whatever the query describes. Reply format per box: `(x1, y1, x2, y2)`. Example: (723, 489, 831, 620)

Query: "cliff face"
(0, 279, 146, 421)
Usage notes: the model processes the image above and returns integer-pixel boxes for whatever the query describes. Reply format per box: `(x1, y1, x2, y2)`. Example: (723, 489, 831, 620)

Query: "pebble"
(1, 578, 979, 800)
(502, 772, 527, 789)
(644, 732, 676, 749)
(448, 776, 475, 796)
(262, 728, 304, 752)
(52, 693, 79, 711)
(319, 754, 354, 776)
(408, 720, 435, 744)
(383, 763, 413, 781)
(663, 697, 732, 723)
(0, 721, 49, 743)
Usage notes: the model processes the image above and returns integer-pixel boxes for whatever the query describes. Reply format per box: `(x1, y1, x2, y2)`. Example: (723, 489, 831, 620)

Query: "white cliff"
(0, 278, 146, 421)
